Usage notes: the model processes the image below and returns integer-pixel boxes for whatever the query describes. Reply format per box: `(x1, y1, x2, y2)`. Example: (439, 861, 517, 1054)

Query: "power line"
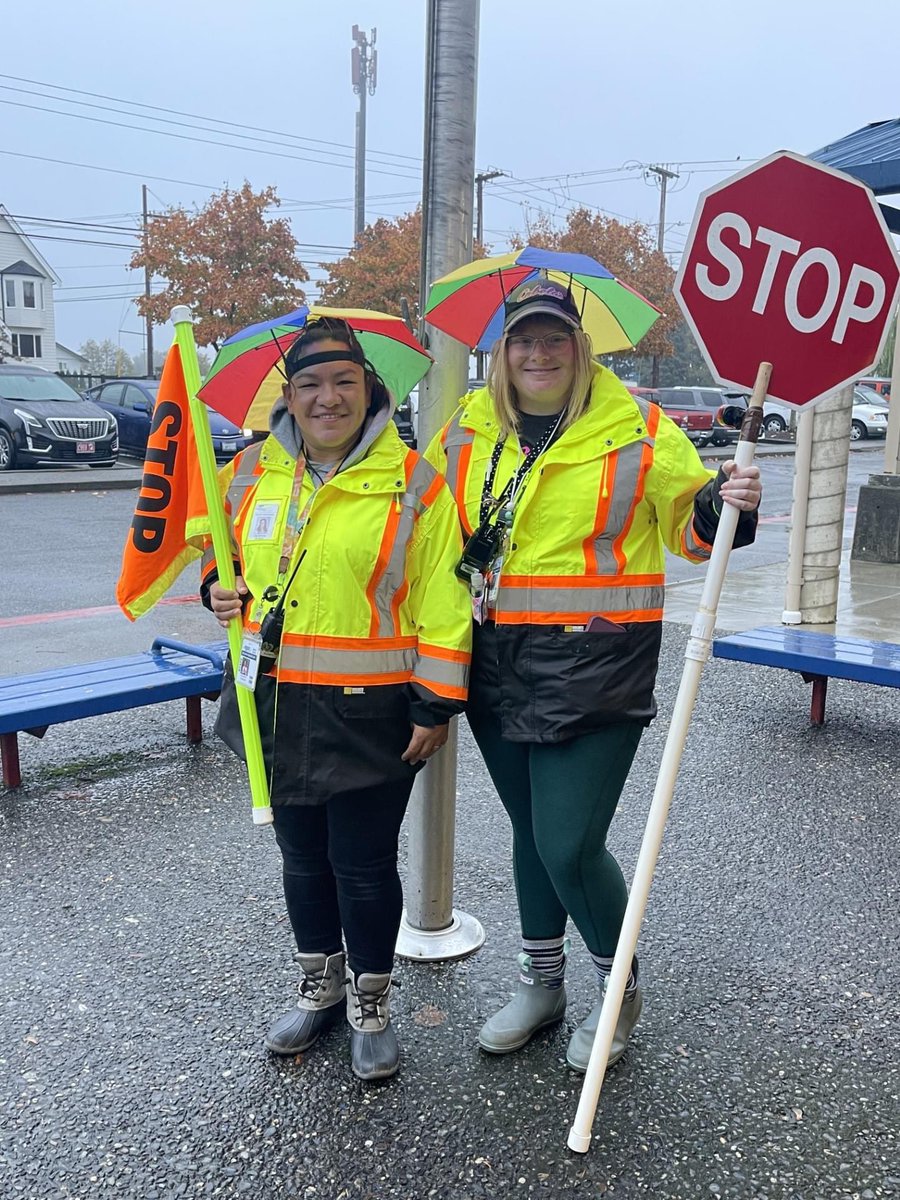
(0, 73, 422, 167)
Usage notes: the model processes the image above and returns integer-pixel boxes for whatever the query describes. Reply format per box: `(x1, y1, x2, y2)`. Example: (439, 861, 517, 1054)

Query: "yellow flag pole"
(171, 305, 273, 826)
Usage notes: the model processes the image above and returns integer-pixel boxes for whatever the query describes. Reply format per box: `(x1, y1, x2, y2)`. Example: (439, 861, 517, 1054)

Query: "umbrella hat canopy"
(199, 306, 432, 431)
(424, 245, 663, 354)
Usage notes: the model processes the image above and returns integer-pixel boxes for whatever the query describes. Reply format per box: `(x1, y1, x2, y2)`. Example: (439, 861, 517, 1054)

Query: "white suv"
(762, 388, 890, 441)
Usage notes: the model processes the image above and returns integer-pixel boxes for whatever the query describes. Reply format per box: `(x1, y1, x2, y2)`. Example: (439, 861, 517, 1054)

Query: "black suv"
(656, 387, 742, 447)
(393, 397, 416, 448)
(0, 363, 118, 470)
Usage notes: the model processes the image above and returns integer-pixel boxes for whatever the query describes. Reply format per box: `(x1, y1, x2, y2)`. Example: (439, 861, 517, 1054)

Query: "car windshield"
(855, 387, 888, 407)
(0, 372, 86, 402)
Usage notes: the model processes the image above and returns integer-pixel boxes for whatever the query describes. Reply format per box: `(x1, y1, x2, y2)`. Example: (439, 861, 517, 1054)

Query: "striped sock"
(522, 936, 567, 980)
(590, 952, 638, 1000)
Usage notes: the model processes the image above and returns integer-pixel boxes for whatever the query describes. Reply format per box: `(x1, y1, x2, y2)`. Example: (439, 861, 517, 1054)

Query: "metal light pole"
(141, 184, 154, 378)
(647, 165, 677, 387)
(396, 0, 484, 962)
(351, 25, 377, 240)
(474, 168, 504, 381)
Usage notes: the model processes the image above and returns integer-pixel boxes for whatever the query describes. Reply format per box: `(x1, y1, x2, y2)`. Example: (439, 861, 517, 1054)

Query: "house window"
(3, 279, 14, 307)
(23, 281, 36, 308)
(11, 333, 42, 358)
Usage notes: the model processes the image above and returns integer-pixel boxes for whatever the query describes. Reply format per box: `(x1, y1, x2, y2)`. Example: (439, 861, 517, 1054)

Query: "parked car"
(86, 378, 254, 462)
(622, 384, 708, 443)
(857, 376, 891, 399)
(656, 387, 742, 447)
(762, 388, 890, 441)
(0, 363, 118, 471)
(393, 398, 416, 448)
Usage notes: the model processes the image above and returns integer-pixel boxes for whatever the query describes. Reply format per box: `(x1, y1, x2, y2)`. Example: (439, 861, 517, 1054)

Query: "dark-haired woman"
(203, 318, 471, 1080)
(426, 278, 761, 1072)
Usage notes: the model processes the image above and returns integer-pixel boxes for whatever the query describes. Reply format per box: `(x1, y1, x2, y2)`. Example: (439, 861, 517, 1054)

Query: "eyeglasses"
(506, 332, 575, 354)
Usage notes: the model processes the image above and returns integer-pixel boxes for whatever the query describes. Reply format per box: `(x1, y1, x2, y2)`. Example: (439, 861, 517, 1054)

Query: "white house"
(0, 205, 61, 371)
(55, 341, 90, 374)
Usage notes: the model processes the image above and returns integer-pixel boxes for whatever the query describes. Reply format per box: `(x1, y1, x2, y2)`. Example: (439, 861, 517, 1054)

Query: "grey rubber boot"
(566, 960, 642, 1073)
(478, 951, 568, 1054)
(264, 951, 346, 1055)
(347, 972, 399, 1081)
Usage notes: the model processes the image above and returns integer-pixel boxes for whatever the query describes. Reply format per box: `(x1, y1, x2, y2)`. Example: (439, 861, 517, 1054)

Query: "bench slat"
(0, 642, 227, 735)
(712, 626, 900, 688)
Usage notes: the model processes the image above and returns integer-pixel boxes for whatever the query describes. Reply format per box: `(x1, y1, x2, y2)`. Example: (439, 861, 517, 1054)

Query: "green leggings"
(468, 713, 644, 957)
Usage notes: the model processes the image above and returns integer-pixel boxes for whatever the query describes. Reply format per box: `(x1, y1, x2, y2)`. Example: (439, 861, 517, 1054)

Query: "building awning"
(809, 119, 900, 233)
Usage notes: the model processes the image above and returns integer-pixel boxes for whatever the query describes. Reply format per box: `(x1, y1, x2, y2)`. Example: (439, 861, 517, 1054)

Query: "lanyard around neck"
(478, 409, 565, 525)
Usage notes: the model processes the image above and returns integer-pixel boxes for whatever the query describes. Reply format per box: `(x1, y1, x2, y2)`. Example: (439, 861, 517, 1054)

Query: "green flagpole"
(171, 305, 273, 826)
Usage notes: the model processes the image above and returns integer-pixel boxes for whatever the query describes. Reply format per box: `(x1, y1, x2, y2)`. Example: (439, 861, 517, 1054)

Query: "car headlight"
(13, 407, 42, 430)
(242, 427, 254, 438)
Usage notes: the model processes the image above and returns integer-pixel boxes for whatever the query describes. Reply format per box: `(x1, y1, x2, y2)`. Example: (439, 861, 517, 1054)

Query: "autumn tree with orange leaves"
(518, 208, 678, 369)
(322, 208, 487, 319)
(131, 183, 309, 348)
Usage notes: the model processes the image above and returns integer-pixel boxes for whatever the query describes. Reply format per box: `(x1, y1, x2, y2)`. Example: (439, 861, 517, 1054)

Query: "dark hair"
(284, 317, 391, 413)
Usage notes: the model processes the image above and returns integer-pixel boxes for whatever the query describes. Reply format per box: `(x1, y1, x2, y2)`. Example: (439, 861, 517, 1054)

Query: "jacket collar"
(459, 365, 650, 460)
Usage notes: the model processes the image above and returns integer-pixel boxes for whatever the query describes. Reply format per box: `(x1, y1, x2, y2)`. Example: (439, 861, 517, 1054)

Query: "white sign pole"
(567, 363, 771, 1155)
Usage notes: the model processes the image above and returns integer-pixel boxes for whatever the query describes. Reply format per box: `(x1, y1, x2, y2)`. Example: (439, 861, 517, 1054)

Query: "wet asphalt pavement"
(2, 622, 898, 1200)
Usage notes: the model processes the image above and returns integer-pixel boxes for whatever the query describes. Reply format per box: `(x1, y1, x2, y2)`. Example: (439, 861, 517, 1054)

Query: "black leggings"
(468, 712, 644, 957)
(271, 781, 414, 976)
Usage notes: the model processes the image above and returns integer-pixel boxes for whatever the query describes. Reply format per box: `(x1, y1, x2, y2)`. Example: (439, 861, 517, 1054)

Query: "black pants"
(271, 780, 414, 976)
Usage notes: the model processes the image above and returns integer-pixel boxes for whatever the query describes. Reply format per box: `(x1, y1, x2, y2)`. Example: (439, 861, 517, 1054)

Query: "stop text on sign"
(695, 213, 887, 346)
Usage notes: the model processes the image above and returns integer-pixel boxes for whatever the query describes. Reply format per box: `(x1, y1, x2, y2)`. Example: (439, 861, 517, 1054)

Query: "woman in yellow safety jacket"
(426, 276, 761, 1074)
(203, 316, 471, 1081)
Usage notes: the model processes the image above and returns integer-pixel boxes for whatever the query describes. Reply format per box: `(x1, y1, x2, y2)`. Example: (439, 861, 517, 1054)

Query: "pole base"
(395, 908, 485, 962)
(252, 805, 274, 826)
(781, 610, 802, 625)
(567, 1128, 591, 1154)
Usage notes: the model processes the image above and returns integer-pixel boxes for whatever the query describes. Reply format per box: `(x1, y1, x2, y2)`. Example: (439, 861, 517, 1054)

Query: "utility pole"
(474, 168, 504, 380)
(647, 164, 678, 387)
(398, 0, 483, 963)
(351, 25, 377, 240)
(141, 184, 154, 378)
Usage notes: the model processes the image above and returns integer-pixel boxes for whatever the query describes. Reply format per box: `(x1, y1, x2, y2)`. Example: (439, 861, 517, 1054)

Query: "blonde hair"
(485, 327, 596, 439)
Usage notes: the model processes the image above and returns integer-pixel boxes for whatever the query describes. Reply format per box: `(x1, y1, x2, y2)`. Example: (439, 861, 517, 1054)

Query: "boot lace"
(351, 979, 398, 1028)
(297, 965, 328, 1000)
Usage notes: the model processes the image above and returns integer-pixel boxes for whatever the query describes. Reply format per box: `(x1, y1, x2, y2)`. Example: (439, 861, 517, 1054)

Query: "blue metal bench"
(0, 637, 226, 789)
(712, 625, 900, 725)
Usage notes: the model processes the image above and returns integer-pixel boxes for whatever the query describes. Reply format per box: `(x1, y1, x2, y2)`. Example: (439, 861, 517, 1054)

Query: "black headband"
(288, 350, 363, 376)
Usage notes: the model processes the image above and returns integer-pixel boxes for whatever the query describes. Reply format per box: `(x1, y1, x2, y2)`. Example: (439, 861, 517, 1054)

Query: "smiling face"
(505, 315, 577, 413)
(283, 339, 370, 462)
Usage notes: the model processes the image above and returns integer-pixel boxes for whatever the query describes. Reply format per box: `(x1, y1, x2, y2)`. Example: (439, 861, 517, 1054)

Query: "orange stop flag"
(116, 342, 210, 620)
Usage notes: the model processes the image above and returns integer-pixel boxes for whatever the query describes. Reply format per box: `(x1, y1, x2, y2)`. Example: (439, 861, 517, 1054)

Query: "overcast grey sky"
(2, 0, 894, 354)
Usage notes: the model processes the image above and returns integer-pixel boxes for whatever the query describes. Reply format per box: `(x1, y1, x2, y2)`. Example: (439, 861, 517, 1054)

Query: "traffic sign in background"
(674, 151, 900, 408)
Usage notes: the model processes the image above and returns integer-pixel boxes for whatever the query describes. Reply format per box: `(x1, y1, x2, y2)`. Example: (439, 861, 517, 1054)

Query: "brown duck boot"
(264, 951, 346, 1055)
(346, 972, 399, 1081)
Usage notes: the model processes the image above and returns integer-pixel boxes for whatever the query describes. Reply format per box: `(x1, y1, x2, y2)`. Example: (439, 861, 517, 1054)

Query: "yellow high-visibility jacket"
(426, 365, 757, 741)
(203, 420, 471, 803)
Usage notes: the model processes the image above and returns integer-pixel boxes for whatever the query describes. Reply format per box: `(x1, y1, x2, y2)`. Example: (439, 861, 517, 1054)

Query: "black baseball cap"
(503, 277, 581, 333)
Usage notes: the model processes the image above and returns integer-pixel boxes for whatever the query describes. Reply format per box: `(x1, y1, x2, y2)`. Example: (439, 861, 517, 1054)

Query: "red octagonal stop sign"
(674, 150, 900, 408)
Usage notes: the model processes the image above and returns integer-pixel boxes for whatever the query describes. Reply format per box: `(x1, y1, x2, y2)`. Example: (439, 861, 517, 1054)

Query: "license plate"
(76, 441, 95, 454)
(221, 441, 237, 453)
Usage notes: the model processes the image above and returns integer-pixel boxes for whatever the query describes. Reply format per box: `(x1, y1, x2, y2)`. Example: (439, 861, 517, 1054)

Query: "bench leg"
(186, 696, 203, 744)
(1, 732, 22, 789)
(810, 677, 827, 726)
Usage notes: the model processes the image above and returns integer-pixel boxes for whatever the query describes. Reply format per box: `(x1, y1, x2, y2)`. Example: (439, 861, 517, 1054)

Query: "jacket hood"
(268, 386, 396, 470)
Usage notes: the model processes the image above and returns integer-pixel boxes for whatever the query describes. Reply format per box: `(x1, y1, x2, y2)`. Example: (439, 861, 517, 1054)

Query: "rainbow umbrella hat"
(198, 306, 433, 431)
(424, 246, 663, 354)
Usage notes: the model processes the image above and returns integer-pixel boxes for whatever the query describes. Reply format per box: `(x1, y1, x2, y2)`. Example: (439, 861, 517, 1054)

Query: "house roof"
(0, 258, 45, 278)
(55, 341, 89, 362)
(0, 205, 62, 285)
(809, 119, 900, 233)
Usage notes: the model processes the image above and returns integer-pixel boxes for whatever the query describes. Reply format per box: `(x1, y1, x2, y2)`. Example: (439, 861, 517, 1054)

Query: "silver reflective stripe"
(226, 441, 265, 519)
(413, 654, 469, 691)
(498, 582, 664, 617)
(683, 521, 713, 560)
(369, 457, 441, 637)
(278, 643, 417, 677)
(591, 439, 649, 574)
(442, 412, 474, 500)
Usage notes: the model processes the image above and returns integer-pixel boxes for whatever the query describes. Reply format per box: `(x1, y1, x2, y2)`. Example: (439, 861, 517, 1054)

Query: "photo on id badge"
(248, 501, 281, 541)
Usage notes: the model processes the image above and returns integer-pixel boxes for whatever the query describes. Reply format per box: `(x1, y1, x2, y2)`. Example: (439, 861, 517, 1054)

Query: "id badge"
(486, 554, 504, 605)
(235, 632, 262, 692)
(469, 570, 486, 626)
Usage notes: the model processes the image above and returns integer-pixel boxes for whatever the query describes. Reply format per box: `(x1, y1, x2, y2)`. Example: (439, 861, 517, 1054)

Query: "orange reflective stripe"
(501, 573, 664, 588)
(496, 608, 663, 626)
(277, 668, 412, 686)
(281, 632, 417, 651)
(682, 519, 713, 561)
(417, 642, 471, 664)
(442, 414, 476, 536)
(583, 454, 615, 574)
(410, 677, 468, 701)
(365, 478, 405, 637)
